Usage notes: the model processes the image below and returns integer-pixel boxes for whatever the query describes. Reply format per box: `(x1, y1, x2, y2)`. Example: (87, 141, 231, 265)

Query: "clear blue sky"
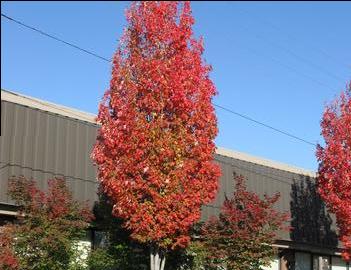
(1, 1, 350, 171)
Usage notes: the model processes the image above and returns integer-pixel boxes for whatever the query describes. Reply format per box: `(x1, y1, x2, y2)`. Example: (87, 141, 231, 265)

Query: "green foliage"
(86, 248, 116, 270)
(69, 242, 92, 270)
(166, 241, 209, 270)
(184, 241, 208, 270)
(88, 189, 149, 270)
(164, 223, 209, 270)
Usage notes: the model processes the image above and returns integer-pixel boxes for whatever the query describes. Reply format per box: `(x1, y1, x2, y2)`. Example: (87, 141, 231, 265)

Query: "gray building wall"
(1, 100, 98, 207)
(0, 94, 340, 253)
(205, 153, 339, 253)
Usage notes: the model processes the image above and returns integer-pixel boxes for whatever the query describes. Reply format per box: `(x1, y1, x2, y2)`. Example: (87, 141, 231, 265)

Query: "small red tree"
(0, 177, 92, 270)
(92, 2, 220, 269)
(316, 82, 351, 261)
(0, 226, 19, 270)
(201, 174, 289, 270)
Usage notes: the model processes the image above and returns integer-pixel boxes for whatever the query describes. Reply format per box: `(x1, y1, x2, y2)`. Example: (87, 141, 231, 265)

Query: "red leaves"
(7, 177, 93, 224)
(92, 1, 220, 250)
(201, 174, 289, 269)
(0, 226, 19, 270)
(1, 177, 93, 269)
(317, 82, 351, 262)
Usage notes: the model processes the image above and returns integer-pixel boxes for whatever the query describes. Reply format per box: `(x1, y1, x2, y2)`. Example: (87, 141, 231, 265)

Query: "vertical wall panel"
(1, 103, 10, 203)
(0, 101, 98, 208)
(12, 105, 23, 166)
(55, 117, 66, 174)
(66, 120, 77, 179)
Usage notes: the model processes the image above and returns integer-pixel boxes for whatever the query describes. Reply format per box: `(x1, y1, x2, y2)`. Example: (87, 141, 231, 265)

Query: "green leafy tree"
(87, 189, 149, 270)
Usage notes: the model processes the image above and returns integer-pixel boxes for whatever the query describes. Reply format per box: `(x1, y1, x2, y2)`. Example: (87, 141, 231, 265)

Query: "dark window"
(91, 229, 109, 249)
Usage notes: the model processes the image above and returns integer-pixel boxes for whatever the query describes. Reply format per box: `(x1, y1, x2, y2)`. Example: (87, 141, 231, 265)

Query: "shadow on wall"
(290, 175, 338, 247)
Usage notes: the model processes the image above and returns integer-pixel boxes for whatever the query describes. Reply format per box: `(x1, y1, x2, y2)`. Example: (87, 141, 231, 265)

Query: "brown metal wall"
(0, 99, 339, 249)
(0, 100, 98, 207)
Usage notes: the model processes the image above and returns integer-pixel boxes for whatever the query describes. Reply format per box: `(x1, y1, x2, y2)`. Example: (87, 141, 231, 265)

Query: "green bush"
(86, 248, 116, 270)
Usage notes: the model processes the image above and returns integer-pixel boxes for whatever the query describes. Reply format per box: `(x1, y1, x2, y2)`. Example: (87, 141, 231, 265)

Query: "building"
(1, 89, 349, 270)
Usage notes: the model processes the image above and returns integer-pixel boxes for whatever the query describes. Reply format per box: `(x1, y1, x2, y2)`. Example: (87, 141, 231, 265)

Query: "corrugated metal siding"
(0, 99, 339, 249)
(202, 153, 339, 248)
(0, 100, 98, 207)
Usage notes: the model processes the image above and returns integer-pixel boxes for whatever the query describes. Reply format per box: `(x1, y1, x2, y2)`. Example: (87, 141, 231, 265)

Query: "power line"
(4, 12, 336, 91)
(2, 12, 318, 147)
(235, 7, 351, 71)
(219, 12, 345, 89)
(1, 13, 111, 63)
(213, 104, 316, 146)
(236, 23, 345, 82)
(241, 44, 336, 91)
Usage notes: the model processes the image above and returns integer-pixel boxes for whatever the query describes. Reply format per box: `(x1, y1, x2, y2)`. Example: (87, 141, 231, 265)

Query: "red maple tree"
(316, 82, 351, 261)
(0, 177, 92, 270)
(92, 2, 220, 269)
(201, 174, 289, 269)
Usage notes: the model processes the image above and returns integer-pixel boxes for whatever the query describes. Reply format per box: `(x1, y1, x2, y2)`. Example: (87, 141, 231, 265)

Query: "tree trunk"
(150, 246, 166, 270)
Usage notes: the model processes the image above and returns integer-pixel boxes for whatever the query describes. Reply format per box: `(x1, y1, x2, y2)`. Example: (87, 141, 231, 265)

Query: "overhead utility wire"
(236, 23, 344, 82)
(235, 7, 351, 70)
(242, 45, 336, 91)
(1, 13, 111, 62)
(1, 12, 318, 147)
(213, 104, 316, 146)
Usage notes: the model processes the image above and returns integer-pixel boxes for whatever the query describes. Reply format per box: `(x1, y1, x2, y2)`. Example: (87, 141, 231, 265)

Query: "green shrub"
(86, 248, 116, 270)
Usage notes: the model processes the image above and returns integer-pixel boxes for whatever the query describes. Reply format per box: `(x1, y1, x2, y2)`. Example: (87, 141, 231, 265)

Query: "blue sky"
(1, 1, 350, 171)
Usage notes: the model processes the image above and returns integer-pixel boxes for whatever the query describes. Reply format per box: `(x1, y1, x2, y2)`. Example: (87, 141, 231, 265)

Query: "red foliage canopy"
(92, 1, 220, 250)
(0, 177, 92, 270)
(316, 82, 351, 261)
